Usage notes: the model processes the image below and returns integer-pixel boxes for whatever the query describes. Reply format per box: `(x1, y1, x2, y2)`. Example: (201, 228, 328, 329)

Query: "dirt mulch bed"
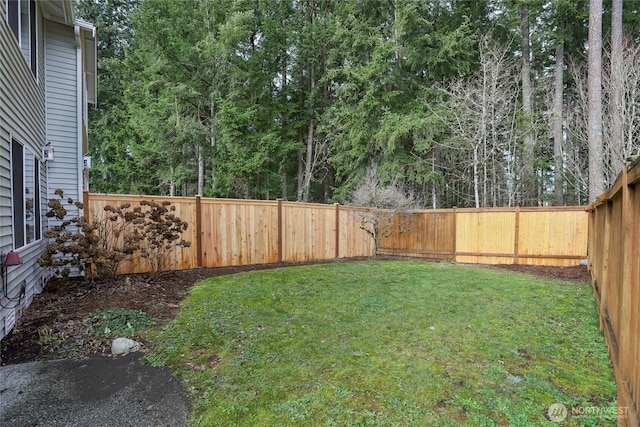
(0, 258, 590, 366)
(491, 263, 591, 283)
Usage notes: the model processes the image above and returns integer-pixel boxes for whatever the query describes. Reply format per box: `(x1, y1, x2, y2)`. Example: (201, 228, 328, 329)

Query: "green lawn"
(147, 261, 616, 426)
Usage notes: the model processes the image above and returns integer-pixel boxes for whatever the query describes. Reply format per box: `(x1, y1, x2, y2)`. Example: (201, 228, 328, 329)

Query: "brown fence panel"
(589, 161, 640, 427)
(281, 202, 337, 262)
(631, 182, 640, 424)
(517, 208, 588, 266)
(337, 206, 375, 258)
(85, 193, 198, 274)
(199, 199, 279, 267)
(455, 209, 517, 264)
(378, 210, 455, 258)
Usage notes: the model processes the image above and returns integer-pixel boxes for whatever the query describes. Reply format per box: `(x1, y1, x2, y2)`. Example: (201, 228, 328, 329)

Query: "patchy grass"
(147, 261, 616, 426)
(91, 309, 156, 337)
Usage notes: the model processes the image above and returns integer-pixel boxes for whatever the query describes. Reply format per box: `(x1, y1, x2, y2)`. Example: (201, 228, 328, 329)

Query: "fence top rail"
(410, 209, 455, 214)
(86, 192, 195, 203)
(87, 193, 278, 207)
(199, 198, 277, 207)
(455, 206, 587, 213)
(281, 200, 336, 210)
(86, 193, 588, 214)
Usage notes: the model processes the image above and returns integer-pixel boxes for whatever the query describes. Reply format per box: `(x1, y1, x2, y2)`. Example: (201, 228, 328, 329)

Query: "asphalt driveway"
(0, 352, 190, 427)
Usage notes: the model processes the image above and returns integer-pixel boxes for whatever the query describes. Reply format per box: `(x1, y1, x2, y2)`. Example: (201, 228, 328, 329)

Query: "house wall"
(44, 20, 81, 212)
(0, 0, 49, 340)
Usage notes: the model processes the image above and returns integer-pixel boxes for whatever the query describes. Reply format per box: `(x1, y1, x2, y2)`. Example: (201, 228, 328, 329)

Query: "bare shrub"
(38, 191, 190, 280)
(348, 168, 420, 256)
(38, 190, 138, 279)
(127, 200, 191, 279)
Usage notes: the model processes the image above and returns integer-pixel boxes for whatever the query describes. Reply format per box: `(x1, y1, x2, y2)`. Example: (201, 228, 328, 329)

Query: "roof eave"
(40, 0, 75, 26)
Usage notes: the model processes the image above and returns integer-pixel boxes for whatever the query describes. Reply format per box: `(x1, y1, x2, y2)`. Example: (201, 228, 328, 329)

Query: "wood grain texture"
(588, 164, 640, 427)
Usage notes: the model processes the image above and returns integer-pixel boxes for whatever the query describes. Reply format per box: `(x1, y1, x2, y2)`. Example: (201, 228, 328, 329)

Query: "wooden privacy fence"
(83, 193, 375, 273)
(83, 192, 588, 274)
(379, 206, 588, 266)
(589, 159, 640, 427)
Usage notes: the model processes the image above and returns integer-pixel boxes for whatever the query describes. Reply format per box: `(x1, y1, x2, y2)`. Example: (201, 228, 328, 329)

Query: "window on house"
(6, 0, 37, 77)
(12, 139, 41, 248)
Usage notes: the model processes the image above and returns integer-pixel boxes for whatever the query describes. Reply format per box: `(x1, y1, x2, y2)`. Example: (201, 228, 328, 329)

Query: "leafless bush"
(38, 190, 138, 279)
(348, 168, 420, 256)
(38, 191, 190, 281)
(126, 200, 191, 279)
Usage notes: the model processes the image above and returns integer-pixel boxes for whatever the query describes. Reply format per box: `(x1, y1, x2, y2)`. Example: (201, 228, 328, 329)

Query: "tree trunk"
(588, 0, 605, 201)
(281, 44, 288, 201)
(480, 51, 488, 208)
(553, 23, 565, 206)
(482, 142, 488, 208)
(197, 143, 204, 196)
(303, 118, 314, 202)
(169, 165, 175, 197)
(296, 146, 304, 202)
(431, 155, 437, 209)
(302, 9, 316, 203)
(610, 0, 624, 176)
(209, 102, 216, 192)
(473, 145, 480, 208)
(521, 6, 536, 206)
(323, 165, 330, 203)
(393, 0, 402, 66)
(281, 171, 288, 200)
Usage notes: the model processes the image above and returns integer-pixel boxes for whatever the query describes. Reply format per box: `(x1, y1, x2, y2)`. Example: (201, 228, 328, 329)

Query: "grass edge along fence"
(589, 158, 640, 427)
(83, 191, 588, 274)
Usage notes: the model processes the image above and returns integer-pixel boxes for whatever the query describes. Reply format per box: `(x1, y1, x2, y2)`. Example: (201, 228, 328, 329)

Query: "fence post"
(334, 203, 340, 258)
(195, 195, 202, 268)
(83, 190, 90, 221)
(277, 198, 283, 263)
(513, 206, 520, 264)
(452, 207, 457, 261)
(620, 165, 634, 410)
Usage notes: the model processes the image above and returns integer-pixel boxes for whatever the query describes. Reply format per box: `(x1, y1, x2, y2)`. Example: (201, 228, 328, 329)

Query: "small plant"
(91, 309, 155, 337)
(36, 325, 79, 358)
(37, 325, 62, 346)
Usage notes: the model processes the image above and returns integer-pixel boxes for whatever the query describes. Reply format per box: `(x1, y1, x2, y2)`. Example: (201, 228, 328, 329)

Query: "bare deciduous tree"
(552, 19, 565, 206)
(438, 36, 521, 208)
(603, 37, 640, 179)
(348, 167, 420, 256)
(588, 0, 605, 201)
(567, 37, 640, 200)
(564, 59, 591, 205)
(609, 0, 624, 176)
(520, 6, 537, 205)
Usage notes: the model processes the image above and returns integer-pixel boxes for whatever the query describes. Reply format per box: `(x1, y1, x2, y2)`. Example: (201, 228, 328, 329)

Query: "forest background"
(76, 0, 640, 208)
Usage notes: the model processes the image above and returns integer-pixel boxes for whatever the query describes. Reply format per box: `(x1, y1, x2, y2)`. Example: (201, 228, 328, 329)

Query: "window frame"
(11, 138, 42, 249)
(5, 0, 37, 78)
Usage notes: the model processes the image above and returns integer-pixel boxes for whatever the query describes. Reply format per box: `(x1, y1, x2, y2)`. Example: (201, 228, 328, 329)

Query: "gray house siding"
(0, 0, 48, 340)
(45, 20, 81, 213)
(1, 1, 94, 343)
